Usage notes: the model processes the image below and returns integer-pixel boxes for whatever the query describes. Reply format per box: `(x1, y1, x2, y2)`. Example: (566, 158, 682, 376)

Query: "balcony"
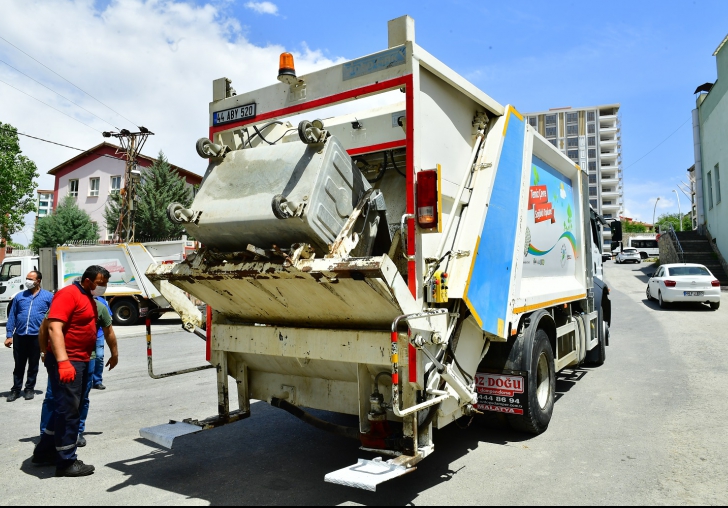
(599, 138, 618, 147)
(602, 202, 621, 210)
(600, 151, 619, 160)
(601, 177, 620, 185)
(602, 189, 620, 198)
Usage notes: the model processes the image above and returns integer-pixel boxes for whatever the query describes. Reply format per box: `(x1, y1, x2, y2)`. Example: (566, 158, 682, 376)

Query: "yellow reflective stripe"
(512, 293, 587, 314)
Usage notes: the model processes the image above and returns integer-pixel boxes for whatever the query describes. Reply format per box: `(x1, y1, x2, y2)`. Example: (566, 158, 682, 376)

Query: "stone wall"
(659, 234, 680, 265)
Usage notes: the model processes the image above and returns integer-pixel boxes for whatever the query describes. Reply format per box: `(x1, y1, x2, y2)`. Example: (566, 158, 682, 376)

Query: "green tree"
(104, 151, 192, 241)
(622, 220, 648, 233)
(0, 123, 38, 247)
(656, 212, 692, 232)
(31, 195, 99, 250)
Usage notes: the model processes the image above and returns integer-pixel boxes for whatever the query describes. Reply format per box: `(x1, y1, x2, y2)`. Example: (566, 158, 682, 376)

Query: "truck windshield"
(0, 261, 22, 282)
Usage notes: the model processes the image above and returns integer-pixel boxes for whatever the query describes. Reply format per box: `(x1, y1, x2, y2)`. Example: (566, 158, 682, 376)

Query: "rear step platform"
(140, 410, 249, 449)
(325, 457, 413, 491)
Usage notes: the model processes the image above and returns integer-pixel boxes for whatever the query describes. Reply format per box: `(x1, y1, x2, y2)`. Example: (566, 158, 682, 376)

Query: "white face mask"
(25, 279, 37, 288)
(91, 285, 107, 297)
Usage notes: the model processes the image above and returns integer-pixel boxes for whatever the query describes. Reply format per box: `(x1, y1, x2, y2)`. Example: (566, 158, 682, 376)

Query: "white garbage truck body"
(144, 15, 611, 491)
(0, 241, 190, 325)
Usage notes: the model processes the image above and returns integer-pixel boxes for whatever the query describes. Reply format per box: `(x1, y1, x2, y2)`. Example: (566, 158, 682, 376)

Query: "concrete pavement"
(0, 263, 726, 505)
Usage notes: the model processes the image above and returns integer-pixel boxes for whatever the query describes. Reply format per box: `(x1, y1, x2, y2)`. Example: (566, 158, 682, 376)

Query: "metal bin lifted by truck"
(143, 15, 612, 491)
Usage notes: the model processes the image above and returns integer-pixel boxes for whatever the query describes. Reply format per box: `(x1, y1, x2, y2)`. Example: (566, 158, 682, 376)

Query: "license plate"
(684, 291, 704, 296)
(212, 103, 256, 126)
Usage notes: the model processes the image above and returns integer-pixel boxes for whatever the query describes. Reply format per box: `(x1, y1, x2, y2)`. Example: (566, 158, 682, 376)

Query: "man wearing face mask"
(33, 265, 111, 477)
(5, 271, 54, 402)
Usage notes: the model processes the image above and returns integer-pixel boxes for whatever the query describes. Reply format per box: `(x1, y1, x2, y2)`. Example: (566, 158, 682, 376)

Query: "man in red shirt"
(33, 265, 111, 477)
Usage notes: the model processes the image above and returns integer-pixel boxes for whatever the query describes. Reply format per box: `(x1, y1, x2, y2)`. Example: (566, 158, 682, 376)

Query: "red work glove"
(58, 361, 76, 384)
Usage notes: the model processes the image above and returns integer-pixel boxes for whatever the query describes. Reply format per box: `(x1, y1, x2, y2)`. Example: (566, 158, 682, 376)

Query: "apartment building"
(36, 189, 54, 220)
(47, 142, 202, 240)
(524, 105, 623, 252)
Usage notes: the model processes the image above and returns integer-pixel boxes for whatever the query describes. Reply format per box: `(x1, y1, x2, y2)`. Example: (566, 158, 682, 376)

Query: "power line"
(623, 116, 692, 171)
(0, 35, 138, 128)
(0, 58, 120, 130)
(0, 127, 134, 165)
(0, 126, 83, 151)
(0, 78, 101, 133)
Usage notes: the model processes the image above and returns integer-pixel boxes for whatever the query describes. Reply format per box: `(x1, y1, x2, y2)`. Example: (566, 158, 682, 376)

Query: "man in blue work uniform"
(4, 271, 54, 402)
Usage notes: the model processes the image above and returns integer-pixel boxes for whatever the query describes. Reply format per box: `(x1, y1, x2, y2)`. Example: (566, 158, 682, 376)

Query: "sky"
(1, 0, 727, 245)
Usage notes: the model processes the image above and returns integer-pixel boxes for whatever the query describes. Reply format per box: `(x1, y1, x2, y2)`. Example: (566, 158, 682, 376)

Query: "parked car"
(646, 263, 721, 310)
(616, 248, 641, 264)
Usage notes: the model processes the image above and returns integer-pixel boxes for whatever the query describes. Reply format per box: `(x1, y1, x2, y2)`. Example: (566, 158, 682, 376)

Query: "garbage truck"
(142, 15, 612, 491)
(0, 240, 192, 325)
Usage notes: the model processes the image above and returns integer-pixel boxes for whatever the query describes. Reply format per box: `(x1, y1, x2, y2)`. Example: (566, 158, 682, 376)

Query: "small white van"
(628, 236, 659, 259)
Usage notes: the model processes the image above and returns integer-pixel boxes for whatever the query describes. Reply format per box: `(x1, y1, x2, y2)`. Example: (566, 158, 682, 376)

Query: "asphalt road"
(0, 263, 726, 505)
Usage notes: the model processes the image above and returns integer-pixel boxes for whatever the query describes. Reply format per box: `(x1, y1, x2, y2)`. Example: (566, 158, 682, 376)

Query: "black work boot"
(55, 460, 95, 477)
(6, 391, 20, 402)
(31, 451, 56, 466)
(23, 389, 34, 400)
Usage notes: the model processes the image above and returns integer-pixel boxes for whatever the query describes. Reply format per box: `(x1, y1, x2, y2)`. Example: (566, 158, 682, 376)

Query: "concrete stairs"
(674, 230, 728, 286)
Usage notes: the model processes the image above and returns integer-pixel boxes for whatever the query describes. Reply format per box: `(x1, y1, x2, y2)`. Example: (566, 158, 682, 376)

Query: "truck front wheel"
(111, 299, 139, 326)
(508, 329, 555, 434)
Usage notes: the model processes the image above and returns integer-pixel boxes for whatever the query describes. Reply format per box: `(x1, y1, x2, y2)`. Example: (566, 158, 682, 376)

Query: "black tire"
(646, 285, 653, 301)
(710, 301, 720, 310)
(508, 329, 555, 434)
(111, 299, 139, 326)
(586, 310, 607, 366)
(658, 291, 669, 309)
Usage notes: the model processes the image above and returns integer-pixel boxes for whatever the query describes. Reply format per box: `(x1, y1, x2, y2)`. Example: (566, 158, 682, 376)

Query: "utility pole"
(102, 127, 154, 242)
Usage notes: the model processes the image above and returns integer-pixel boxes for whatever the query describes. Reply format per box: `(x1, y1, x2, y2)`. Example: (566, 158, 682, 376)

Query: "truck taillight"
(416, 169, 439, 229)
(712, 280, 721, 287)
(664, 280, 676, 287)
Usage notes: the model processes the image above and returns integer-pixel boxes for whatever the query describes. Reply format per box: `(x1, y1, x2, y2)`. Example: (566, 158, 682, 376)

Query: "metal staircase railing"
(663, 224, 685, 263)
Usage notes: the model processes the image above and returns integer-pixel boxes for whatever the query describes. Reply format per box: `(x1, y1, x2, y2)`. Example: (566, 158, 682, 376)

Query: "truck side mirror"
(610, 220, 623, 242)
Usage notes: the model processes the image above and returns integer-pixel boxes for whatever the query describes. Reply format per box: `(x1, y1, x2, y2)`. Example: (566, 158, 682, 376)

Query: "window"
(587, 123, 595, 134)
(89, 177, 100, 197)
(567, 137, 579, 148)
(587, 111, 595, 122)
(69, 179, 79, 198)
(588, 149, 596, 159)
(39, 200, 48, 207)
(708, 171, 714, 209)
(603, 213, 613, 219)
(603, 188, 612, 193)
(39, 209, 47, 216)
(567, 124, 578, 135)
(604, 200, 612, 205)
(545, 126, 557, 138)
(0, 261, 22, 281)
(566, 112, 578, 124)
(716, 164, 722, 204)
(588, 136, 596, 147)
(589, 187, 598, 196)
(111, 176, 122, 194)
(604, 239, 612, 245)
(589, 174, 597, 184)
(528, 117, 537, 128)
(545, 114, 557, 126)
(588, 161, 596, 172)
(568, 150, 579, 160)
(590, 199, 598, 208)
(549, 139, 557, 147)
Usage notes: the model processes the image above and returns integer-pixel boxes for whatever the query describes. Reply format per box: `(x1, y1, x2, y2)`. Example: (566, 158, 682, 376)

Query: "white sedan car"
(616, 248, 641, 264)
(646, 263, 721, 310)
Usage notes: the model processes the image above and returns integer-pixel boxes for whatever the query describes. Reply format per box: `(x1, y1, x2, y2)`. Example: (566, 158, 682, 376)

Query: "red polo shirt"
(47, 282, 98, 362)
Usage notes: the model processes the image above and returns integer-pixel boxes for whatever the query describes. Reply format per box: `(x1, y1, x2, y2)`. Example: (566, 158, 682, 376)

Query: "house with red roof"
(47, 142, 201, 240)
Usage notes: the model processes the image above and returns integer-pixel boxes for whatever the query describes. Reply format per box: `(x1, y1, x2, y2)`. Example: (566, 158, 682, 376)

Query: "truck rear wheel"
(508, 329, 555, 434)
(111, 299, 139, 326)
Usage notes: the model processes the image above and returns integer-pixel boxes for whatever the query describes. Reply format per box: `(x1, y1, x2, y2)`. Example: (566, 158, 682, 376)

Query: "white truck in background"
(0, 239, 193, 325)
(142, 15, 613, 491)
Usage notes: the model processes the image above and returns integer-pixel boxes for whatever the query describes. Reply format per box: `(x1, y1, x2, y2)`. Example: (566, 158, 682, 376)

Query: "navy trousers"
(35, 353, 89, 468)
(11, 334, 41, 392)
